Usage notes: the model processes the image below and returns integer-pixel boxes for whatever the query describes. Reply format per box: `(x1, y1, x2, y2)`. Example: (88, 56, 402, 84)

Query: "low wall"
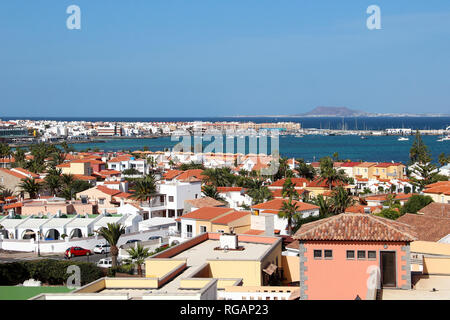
(0, 229, 168, 253)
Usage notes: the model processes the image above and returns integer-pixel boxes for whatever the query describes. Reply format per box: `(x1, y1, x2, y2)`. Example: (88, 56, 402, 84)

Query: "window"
(169, 196, 174, 202)
(324, 250, 333, 259)
(160, 195, 164, 203)
(98, 198, 105, 205)
(368, 251, 376, 260)
(313, 250, 322, 259)
(218, 230, 224, 233)
(346, 250, 355, 259)
(357, 250, 366, 259)
(200, 226, 207, 233)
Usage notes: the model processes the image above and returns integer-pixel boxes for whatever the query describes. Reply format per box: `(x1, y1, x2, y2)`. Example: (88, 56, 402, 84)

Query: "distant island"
(231, 106, 449, 118)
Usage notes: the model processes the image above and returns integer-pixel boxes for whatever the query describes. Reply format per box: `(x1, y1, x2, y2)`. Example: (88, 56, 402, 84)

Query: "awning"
(263, 263, 278, 276)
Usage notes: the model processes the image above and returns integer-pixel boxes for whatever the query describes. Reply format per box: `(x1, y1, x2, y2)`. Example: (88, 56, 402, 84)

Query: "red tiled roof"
(163, 170, 182, 180)
(243, 229, 265, 235)
(184, 197, 225, 208)
(418, 203, 450, 218)
(3, 202, 23, 209)
(217, 187, 243, 193)
(212, 211, 251, 225)
(365, 193, 414, 202)
(397, 213, 450, 242)
(269, 178, 309, 188)
(306, 178, 346, 188)
(0, 168, 26, 179)
(96, 185, 121, 196)
(252, 199, 319, 212)
(180, 207, 233, 221)
(293, 213, 417, 242)
(11, 168, 39, 178)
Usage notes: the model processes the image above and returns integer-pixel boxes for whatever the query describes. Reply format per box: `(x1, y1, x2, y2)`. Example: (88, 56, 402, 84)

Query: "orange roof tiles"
(184, 197, 225, 208)
(180, 207, 233, 221)
(269, 178, 309, 188)
(212, 211, 251, 225)
(251, 199, 319, 212)
(96, 185, 121, 196)
(293, 213, 417, 242)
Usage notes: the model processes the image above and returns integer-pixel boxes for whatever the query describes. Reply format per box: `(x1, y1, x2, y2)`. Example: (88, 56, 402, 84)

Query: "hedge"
(0, 259, 103, 286)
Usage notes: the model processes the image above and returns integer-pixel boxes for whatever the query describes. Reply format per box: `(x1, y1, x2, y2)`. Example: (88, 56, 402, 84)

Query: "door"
(380, 251, 396, 287)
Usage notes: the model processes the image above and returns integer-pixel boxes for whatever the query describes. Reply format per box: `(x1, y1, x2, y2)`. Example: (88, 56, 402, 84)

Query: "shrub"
(0, 259, 103, 286)
(401, 195, 433, 214)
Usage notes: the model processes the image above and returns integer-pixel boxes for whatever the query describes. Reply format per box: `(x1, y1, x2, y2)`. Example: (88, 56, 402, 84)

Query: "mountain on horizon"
(297, 106, 369, 117)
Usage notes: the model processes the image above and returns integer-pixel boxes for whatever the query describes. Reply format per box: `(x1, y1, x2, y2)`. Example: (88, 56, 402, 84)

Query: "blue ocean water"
(69, 134, 450, 164)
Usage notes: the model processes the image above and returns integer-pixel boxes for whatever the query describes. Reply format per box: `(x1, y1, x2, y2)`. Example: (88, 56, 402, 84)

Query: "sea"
(3, 116, 450, 164)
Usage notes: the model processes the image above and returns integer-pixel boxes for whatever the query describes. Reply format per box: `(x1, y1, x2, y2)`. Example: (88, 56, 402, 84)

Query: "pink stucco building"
(292, 213, 417, 300)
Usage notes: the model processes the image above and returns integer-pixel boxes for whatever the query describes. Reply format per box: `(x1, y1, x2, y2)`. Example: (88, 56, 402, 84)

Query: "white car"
(93, 244, 111, 254)
(96, 258, 113, 268)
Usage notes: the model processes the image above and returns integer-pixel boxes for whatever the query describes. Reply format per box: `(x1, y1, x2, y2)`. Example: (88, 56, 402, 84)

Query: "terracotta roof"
(73, 175, 96, 181)
(3, 202, 23, 209)
(0, 168, 26, 179)
(293, 213, 417, 242)
(286, 240, 299, 250)
(252, 199, 319, 212)
(114, 192, 133, 199)
(269, 178, 309, 188)
(243, 229, 265, 235)
(345, 205, 382, 214)
(212, 211, 251, 225)
(424, 184, 450, 196)
(180, 207, 233, 221)
(418, 203, 450, 219)
(96, 185, 121, 196)
(365, 193, 414, 202)
(397, 213, 450, 242)
(163, 170, 182, 180)
(108, 155, 132, 163)
(270, 189, 307, 199)
(185, 197, 225, 208)
(12, 168, 39, 178)
(217, 187, 243, 193)
(175, 169, 205, 181)
(375, 162, 404, 168)
(306, 178, 346, 188)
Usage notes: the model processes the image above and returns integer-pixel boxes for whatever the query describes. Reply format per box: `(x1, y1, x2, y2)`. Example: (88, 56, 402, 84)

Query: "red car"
(65, 246, 92, 259)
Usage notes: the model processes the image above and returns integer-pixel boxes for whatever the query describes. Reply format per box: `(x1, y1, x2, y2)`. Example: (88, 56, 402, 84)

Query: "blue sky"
(1, 1, 449, 117)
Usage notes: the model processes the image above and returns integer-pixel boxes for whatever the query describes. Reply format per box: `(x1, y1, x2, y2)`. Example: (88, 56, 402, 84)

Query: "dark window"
(324, 250, 333, 259)
(169, 196, 174, 202)
(357, 250, 366, 259)
(313, 250, 322, 259)
(368, 251, 376, 259)
(346, 250, 355, 259)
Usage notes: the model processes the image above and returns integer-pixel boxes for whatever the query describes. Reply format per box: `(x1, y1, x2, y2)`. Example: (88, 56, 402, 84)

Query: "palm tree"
(125, 244, 151, 276)
(278, 199, 300, 236)
(282, 178, 299, 200)
(44, 174, 62, 196)
(313, 194, 332, 217)
(131, 174, 158, 216)
(19, 177, 42, 199)
(329, 186, 355, 214)
(12, 147, 26, 168)
(95, 223, 125, 268)
(61, 173, 75, 188)
(202, 185, 225, 202)
(247, 180, 273, 205)
(296, 162, 316, 180)
(0, 143, 12, 159)
(318, 157, 348, 190)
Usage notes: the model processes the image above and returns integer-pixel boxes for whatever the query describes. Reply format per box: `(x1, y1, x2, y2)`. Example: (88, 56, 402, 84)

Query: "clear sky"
(1, 1, 449, 117)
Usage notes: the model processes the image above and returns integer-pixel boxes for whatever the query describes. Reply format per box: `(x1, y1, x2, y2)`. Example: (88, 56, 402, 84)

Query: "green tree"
(19, 178, 42, 199)
(375, 208, 401, 220)
(247, 180, 273, 205)
(44, 174, 62, 197)
(95, 223, 125, 268)
(312, 194, 332, 217)
(438, 153, 450, 166)
(318, 157, 348, 190)
(409, 131, 430, 164)
(131, 174, 158, 209)
(201, 185, 225, 202)
(278, 199, 300, 236)
(296, 162, 316, 180)
(125, 244, 151, 277)
(401, 195, 434, 214)
(282, 178, 299, 200)
(329, 186, 355, 214)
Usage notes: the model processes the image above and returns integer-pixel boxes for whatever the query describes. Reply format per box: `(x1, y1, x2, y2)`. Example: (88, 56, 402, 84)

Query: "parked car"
(93, 244, 111, 254)
(97, 258, 113, 268)
(65, 246, 92, 259)
(125, 239, 141, 244)
(148, 236, 162, 241)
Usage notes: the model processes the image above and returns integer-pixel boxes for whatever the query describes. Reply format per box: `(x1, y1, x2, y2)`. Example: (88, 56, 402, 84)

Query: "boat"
(398, 137, 409, 141)
(360, 136, 368, 140)
(437, 136, 450, 142)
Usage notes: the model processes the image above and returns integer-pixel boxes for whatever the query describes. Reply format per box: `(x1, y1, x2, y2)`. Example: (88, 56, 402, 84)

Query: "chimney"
(220, 233, 238, 250)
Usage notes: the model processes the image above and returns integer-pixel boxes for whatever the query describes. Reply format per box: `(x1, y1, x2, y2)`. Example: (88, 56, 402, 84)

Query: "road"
(0, 250, 110, 264)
